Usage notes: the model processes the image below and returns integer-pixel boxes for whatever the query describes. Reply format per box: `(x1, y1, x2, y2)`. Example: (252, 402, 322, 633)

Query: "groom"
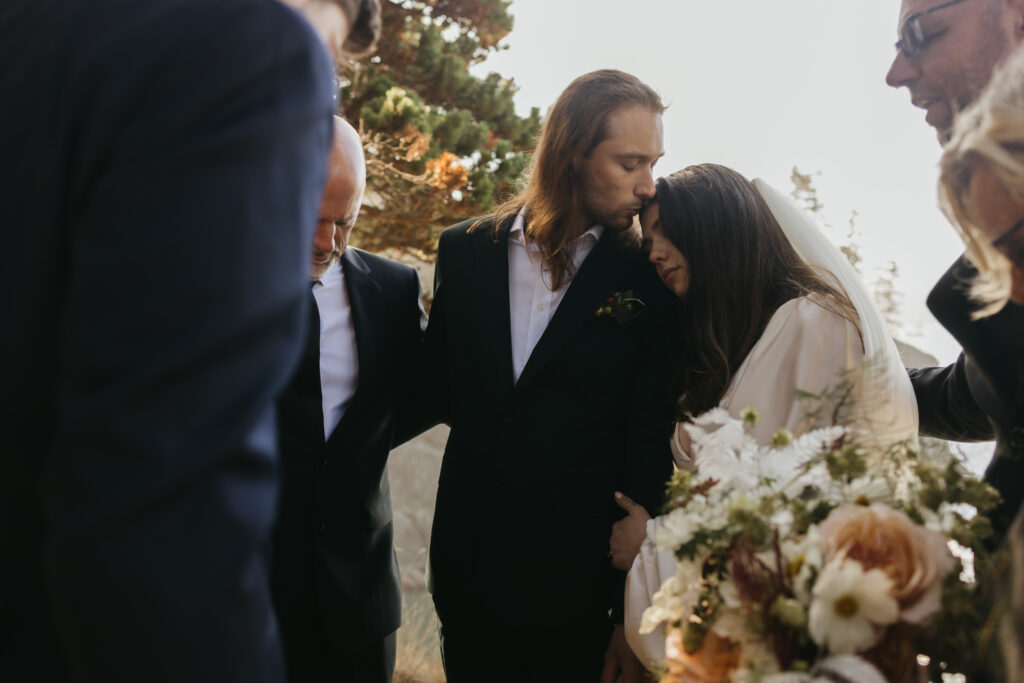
(415, 69, 676, 682)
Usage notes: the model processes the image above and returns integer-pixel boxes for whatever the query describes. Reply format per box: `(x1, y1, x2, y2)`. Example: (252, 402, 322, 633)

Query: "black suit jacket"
(417, 216, 675, 629)
(0, 1, 334, 681)
(910, 256, 1024, 531)
(272, 248, 424, 658)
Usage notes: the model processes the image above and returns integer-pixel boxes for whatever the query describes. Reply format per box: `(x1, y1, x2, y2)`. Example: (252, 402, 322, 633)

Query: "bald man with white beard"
(271, 117, 425, 683)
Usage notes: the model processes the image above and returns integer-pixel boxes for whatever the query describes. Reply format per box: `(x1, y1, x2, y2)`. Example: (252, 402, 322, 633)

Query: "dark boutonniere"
(595, 289, 645, 324)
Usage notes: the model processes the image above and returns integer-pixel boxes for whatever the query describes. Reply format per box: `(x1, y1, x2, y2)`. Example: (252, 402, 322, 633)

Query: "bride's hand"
(609, 492, 651, 572)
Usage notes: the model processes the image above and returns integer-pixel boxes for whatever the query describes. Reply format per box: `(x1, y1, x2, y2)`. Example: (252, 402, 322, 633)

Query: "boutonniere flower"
(595, 289, 645, 323)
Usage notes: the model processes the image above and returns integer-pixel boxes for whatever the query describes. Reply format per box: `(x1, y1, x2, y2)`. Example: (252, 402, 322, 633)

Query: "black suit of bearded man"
(272, 247, 424, 682)
(415, 215, 675, 681)
(910, 256, 1024, 534)
(0, 0, 334, 680)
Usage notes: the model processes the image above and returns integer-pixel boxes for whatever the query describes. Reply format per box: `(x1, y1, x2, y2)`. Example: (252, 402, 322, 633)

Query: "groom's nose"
(635, 167, 656, 200)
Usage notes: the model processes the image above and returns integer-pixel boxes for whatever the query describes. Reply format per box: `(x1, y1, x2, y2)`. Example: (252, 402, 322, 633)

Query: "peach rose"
(662, 627, 740, 683)
(817, 504, 957, 623)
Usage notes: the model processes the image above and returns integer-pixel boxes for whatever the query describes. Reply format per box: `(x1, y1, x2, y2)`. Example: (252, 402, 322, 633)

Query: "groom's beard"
(579, 191, 642, 232)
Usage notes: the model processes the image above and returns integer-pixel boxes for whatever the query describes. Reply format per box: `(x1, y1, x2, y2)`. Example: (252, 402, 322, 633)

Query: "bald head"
(327, 116, 365, 192)
(310, 116, 366, 279)
(278, 0, 380, 63)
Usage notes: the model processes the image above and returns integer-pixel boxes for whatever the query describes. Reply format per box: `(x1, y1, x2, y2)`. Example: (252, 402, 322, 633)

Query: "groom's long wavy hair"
(657, 164, 859, 420)
(472, 69, 665, 290)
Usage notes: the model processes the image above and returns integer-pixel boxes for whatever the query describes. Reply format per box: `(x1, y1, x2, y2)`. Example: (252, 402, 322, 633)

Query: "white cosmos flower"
(781, 461, 834, 501)
(843, 475, 892, 505)
(639, 560, 702, 634)
(782, 527, 824, 605)
(772, 426, 846, 468)
(770, 508, 795, 536)
(808, 557, 898, 654)
(690, 407, 736, 430)
(697, 495, 730, 531)
(685, 409, 743, 453)
(653, 507, 701, 550)
(698, 449, 758, 493)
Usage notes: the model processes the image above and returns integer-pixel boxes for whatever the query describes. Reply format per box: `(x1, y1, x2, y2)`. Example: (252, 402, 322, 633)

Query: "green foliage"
(341, 0, 541, 258)
(663, 468, 696, 514)
(789, 167, 905, 333)
(824, 442, 868, 481)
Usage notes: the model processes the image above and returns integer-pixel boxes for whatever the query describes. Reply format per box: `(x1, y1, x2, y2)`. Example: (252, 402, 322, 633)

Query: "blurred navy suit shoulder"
(910, 256, 1024, 533)
(0, 0, 334, 681)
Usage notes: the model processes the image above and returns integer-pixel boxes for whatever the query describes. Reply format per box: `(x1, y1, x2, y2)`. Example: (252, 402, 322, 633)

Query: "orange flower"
(662, 627, 740, 683)
(425, 151, 468, 191)
(817, 504, 956, 623)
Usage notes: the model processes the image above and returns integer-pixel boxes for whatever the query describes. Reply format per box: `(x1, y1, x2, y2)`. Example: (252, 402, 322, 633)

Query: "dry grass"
(394, 591, 446, 683)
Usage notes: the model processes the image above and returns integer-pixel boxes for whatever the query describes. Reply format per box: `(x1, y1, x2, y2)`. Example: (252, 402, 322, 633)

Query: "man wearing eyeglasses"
(886, 0, 1024, 143)
(886, 0, 1024, 540)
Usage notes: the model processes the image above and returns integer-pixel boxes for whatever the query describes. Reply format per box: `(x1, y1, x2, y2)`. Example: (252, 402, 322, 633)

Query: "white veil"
(752, 178, 919, 447)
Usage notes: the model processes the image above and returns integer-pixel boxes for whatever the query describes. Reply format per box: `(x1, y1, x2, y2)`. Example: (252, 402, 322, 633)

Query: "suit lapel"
(513, 229, 621, 396)
(325, 248, 380, 445)
(472, 219, 515, 399)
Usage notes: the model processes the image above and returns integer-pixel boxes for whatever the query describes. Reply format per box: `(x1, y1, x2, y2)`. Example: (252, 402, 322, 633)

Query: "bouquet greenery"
(639, 395, 1003, 682)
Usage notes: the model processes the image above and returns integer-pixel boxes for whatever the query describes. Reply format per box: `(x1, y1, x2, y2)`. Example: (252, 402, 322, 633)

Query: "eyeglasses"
(894, 0, 967, 58)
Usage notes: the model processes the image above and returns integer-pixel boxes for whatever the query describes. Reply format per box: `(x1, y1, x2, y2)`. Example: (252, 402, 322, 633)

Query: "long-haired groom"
(412, 69, 676, 682)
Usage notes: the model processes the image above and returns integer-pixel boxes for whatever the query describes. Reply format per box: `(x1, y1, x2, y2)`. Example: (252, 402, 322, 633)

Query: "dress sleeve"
(722, 297, 864, 443)
(624, 518, 676, 670)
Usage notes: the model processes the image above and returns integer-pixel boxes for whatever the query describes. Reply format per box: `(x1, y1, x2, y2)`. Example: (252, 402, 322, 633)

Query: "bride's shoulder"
(763, 294, 855, 342)
(784, 293, 850, 323)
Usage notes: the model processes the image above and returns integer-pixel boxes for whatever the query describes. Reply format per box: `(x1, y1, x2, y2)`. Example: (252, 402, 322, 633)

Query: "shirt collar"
(508, 207, 605, 247)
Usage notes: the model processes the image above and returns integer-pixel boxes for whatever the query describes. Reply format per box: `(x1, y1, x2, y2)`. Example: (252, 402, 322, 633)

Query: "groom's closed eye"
(616, 154, 655, 172)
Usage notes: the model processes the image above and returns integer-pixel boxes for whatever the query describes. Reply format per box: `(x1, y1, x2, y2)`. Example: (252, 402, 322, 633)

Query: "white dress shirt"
(311, 259, 359, 439)
(507, 209, 604, 384)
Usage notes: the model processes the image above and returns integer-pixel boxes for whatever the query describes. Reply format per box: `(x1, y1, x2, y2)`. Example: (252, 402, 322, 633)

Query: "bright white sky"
(470, 0, 965, 364)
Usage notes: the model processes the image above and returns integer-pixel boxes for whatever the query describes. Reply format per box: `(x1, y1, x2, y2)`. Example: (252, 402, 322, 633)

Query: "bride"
(608, 163, 919, 669)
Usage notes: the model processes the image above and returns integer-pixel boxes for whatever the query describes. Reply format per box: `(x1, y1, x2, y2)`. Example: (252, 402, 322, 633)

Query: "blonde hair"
(939, 47, 1024, 317)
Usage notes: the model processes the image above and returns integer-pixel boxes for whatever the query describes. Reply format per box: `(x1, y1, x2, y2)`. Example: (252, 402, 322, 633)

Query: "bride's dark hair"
(657, 164, 858, 420)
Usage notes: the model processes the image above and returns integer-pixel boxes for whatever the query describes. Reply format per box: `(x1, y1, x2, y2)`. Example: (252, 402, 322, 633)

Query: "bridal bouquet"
(639, 401, 1003, 683)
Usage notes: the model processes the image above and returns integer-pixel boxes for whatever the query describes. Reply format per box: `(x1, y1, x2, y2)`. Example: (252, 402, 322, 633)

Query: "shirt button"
(503, 417, 514, 429)
(537, 304, 545, 311)
(319, 521, 326, 533)
(321, 457, 328, 467)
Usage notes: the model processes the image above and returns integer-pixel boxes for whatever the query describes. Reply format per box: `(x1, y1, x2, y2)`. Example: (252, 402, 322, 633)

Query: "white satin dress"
(624, 294, 864, 668)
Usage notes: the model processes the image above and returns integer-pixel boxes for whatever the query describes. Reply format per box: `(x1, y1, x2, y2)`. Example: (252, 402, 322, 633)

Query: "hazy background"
(391, 6, 992, 676)
(470, 0, 960, 362)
